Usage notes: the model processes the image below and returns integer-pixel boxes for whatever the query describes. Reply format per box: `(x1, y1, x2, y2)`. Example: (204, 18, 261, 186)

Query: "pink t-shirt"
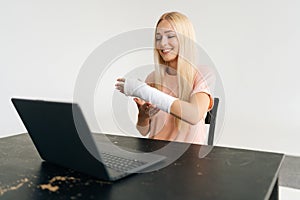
(145, 68, 214, 144)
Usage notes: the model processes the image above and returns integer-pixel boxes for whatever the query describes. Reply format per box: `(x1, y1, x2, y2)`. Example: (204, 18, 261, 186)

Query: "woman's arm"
(170, 92, 211, 125)
(115, 78, 211, 125)
(136, 114, 150, 136)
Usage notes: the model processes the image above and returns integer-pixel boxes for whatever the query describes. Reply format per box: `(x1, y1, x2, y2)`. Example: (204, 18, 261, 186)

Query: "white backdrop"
(1, 0, 299, 156)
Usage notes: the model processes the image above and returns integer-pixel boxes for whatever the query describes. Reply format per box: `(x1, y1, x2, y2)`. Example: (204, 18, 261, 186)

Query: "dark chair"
(205, 97, 219, 145)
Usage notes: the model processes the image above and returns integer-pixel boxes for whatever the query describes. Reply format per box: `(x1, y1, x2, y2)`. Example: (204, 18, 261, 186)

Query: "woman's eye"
(155, 35, 176, 41)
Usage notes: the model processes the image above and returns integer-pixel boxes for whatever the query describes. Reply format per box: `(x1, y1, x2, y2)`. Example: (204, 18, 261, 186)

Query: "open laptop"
(11, 98, 165, 181)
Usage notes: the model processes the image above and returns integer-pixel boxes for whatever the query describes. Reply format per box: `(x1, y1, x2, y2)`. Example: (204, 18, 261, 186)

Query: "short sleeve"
(191, 66, 216, 110)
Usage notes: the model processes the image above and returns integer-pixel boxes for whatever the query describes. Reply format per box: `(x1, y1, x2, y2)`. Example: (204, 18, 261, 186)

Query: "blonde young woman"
(115, 12, 214, 144)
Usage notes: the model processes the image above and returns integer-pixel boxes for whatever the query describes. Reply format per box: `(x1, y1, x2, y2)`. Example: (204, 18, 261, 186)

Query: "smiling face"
(155, 20, 179, 68)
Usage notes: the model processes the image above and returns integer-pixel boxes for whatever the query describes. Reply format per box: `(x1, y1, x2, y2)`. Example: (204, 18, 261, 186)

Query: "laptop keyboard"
(100, 152, 147, 172)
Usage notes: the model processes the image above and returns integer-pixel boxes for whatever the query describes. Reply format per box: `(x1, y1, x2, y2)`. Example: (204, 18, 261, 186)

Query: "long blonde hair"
(154, 12, 197, 129)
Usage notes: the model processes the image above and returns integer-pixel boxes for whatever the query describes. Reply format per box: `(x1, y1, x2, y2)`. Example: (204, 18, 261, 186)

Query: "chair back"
(205, 98, 219, 145)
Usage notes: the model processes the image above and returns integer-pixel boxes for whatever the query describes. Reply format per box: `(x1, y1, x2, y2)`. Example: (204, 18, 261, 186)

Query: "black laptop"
(11, 98, 165, 181)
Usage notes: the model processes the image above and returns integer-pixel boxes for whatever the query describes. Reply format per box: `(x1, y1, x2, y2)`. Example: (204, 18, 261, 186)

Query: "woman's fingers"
(116, 78, 125, 82)
(115, 78, 126, 93)
(142, 103, 160, 117)
(115, 83, 124, 87)
(115, 78, 160, 116)
(148, 107, 160, 117)
(134, 98, 145, 107)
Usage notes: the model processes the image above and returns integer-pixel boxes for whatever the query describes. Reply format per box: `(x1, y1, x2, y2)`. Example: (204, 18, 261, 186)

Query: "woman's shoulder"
(194, 65, 216, 82)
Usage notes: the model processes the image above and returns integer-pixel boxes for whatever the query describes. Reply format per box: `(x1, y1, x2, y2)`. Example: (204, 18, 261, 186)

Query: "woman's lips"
(161, 48, 173, 54)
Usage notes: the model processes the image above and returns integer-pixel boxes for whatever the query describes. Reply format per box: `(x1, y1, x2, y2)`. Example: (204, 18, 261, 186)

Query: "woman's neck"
(166, 59, 177, 75)
(166, 66, 177, 75)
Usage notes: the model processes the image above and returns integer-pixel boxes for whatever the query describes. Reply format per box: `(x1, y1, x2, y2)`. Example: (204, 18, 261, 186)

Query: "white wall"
(1, 0, 299, 156)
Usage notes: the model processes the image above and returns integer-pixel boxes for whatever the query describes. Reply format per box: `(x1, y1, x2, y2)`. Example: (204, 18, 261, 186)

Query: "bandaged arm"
(117, 78, 211, 125)
(124, 79, 177, 114)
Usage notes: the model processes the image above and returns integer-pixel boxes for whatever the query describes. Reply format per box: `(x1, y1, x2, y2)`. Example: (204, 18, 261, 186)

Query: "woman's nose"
(160, 36, 168, 46)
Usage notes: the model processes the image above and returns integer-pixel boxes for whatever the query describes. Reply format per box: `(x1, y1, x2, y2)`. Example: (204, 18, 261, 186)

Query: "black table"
(0, 133, 284, 200)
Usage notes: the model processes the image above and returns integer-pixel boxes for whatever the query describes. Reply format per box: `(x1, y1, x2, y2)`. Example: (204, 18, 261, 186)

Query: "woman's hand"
(115, 77, 177, 113)
(134, 97, 159, 136)
(134, 98, 160, 120)
(115, 78, 125, 94)
(115, 78, 159, 118)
